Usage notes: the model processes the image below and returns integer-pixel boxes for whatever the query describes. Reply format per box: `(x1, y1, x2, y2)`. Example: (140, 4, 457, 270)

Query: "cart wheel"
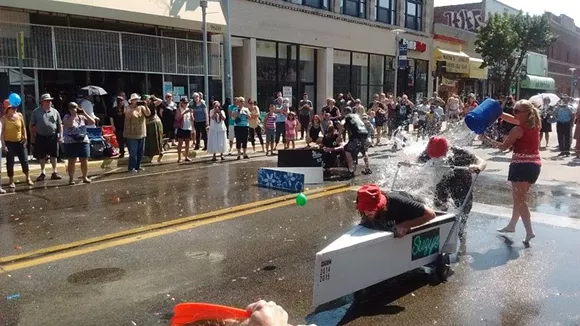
(436, 253, 451, 282)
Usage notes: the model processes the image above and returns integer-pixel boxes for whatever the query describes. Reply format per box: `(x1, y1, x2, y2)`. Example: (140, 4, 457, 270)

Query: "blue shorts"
(265, 129, 276, 142)
(64, 142, 90, 159)
(508, 163, 541, 184)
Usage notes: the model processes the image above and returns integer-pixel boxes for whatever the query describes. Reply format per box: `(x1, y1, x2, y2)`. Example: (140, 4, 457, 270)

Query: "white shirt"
(434, 107, 445, 119)
(80, 99, 97, 128)
(416, 104, 429, 121)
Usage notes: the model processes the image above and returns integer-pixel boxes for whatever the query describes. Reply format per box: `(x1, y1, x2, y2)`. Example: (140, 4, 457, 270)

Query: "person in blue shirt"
(554, 95, 575, 156)
(189, 92, 209, 151)
(232, 97, 251, 160)
(274, 97, 289, 151)
(227, 98, 239, 154)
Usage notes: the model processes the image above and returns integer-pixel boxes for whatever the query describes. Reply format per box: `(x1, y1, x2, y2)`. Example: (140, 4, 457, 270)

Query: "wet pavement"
(1, 143, 580, 325)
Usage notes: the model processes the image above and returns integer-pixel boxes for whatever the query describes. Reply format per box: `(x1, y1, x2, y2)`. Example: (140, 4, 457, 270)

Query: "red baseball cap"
(426, 136, 449, 158)
(356, 184, 387, 213)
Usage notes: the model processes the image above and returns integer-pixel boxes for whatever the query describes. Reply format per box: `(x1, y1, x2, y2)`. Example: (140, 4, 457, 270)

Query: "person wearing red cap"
(414, 136, 486, 237)
(357, 184, 436, 237)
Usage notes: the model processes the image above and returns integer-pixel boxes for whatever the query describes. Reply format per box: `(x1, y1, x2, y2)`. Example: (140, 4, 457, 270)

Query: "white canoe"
(313, 213, 458, 307)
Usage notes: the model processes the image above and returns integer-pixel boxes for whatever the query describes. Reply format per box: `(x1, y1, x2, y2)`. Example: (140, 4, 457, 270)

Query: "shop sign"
(399, 43, 408, 70)
(283, 86, 293, 105)
(163, 81, 173, 95)
(520, 76, 555, 90)
(440, 76, 456, 87)
(402, 39, 427, 53)
(442, 54, 469, 74)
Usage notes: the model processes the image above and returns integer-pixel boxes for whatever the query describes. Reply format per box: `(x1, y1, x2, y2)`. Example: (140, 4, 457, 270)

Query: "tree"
(475, 12, 557, 96)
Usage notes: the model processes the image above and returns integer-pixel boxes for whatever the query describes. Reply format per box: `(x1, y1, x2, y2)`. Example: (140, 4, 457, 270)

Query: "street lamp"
(201, 0, 209, 104)
(392, 28, 406, 98)
(569, 67, 577, 97)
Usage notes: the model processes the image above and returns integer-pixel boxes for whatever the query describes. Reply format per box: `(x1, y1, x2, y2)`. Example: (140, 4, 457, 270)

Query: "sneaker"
(361, 168, 372, 175)
(8, 182, 16, 188)
(136, 168, 145, 172)
(69, 179, 76, 185)
(51, 173, 62, 180)
(82, 178, 92, 184)
(212, 157, 217, 162)
(26, 179, 33, 186)
(0, 188, 5, 194)
(129, 169, 138, 173)
(202, 147, 207, 151)
(184, 158, 191, 162)
(243, 154, 250, 159)
(36, 173, 46, 182)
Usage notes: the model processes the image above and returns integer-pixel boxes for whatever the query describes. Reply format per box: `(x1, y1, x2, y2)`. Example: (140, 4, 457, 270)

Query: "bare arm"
(471, 154, 487, 173)
(484, 126, 523, 151)
(83, 111, 96, 126)
(1, 118, 6, 149)
(141, 105, 151, 117)
(500, 112, 520, 125)
(395, 207, 437, 234)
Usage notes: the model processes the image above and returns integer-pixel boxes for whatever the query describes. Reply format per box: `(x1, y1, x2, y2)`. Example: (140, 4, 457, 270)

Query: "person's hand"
(58, 136, 64, 143)
(468, 164, 481, 174)
(323, 147, 332, 153)
(112, 125, 116, 133)
(1, 145, 7, 153)
(20, 138, 27, 145)
(206, 125, 210, 131)
(243, 300, 288, 326)
(394, 226, 409, 238)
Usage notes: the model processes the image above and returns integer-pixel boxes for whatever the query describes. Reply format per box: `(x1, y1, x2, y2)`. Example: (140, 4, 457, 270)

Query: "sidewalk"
(1, 139, 308, 184)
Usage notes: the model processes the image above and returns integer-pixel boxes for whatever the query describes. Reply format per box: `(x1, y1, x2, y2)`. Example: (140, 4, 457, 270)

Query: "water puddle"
(67, 267, 126, 285)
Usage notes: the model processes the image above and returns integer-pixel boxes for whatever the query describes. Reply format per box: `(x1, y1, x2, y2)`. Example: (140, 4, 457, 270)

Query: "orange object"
(171, 303, 251, 326)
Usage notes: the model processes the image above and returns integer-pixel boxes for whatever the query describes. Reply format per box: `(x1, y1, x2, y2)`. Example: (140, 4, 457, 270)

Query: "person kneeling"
(356, 184, 436, 237)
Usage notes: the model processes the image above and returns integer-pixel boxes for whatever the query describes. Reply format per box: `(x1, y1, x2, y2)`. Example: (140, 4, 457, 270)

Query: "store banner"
(399, 43, 408, 70)
(441, 76, 456, 87)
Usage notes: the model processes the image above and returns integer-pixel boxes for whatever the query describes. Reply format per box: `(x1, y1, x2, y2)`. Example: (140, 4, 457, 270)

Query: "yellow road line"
(0, 184, 349, 265)
(0, 185, 353, 272)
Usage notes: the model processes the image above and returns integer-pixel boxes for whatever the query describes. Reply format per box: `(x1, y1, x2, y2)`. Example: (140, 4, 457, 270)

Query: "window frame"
(285, 0, 329, 10)
(376, 0, 396, 25)
(342, 0, 367, 18)
(404, 0, 423, 31)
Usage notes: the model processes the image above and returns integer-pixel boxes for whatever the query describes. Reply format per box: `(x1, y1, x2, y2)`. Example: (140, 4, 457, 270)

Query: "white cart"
(313, 162, 478, 307)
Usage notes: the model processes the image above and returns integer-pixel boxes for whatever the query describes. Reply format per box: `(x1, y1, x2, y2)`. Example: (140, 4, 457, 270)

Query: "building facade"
(546, 13, 580, 97)
(0, 0, 435, 117)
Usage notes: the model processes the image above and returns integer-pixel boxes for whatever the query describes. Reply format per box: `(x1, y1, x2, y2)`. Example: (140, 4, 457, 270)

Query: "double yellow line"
(0, 184, 353, 273)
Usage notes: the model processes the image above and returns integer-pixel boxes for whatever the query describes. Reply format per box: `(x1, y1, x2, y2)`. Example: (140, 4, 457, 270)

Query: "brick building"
(546, 13, 580, 97)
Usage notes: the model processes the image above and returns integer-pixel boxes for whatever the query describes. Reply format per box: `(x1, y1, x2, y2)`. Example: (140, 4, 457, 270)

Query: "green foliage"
(475, 12, 557, 96)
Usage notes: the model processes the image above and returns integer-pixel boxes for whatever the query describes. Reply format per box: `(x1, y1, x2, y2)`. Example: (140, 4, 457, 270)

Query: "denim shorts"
(265, 129, 276, 142)
(508, 163, 541, 184)
(64, 142, 90, 158)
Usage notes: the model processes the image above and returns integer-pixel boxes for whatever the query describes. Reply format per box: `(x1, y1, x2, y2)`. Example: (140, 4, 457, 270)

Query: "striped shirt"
(265, 113, 277, 130)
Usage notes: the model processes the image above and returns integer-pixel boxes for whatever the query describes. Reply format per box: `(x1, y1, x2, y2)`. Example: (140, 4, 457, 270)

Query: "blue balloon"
(8, 93, 21, 107)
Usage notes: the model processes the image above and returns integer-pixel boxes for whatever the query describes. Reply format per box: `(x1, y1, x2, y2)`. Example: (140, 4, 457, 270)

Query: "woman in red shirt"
(463, 93, 478, 116)
(483, 100, 541, 244)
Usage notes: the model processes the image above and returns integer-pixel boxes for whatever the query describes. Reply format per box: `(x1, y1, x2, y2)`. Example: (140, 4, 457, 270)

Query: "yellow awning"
(469, 58, 488, 79)
(434, 48, 470, 75)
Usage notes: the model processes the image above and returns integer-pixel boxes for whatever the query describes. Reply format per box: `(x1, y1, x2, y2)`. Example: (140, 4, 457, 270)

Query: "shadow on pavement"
(466, 235, 522, 271)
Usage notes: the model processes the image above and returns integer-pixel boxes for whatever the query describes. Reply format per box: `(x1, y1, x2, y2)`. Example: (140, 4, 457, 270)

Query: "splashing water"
(376, 121, 478, 210)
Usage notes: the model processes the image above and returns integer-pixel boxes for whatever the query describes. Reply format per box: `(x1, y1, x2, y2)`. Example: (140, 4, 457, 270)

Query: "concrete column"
(332, 0, 341, 13)
(317, 48, 334, 111)
(423, 0, 434, 34)
(242, 38, 257, 101)
(397, 0, 405, 27)
(368, 0, 376, 20)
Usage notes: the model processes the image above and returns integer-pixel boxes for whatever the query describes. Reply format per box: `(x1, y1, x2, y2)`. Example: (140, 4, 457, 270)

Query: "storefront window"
(405, 0, 423, 31)
(414, 60, 428, 102)
(342, 0, 366, 18)
(376, 0, 396, 25)
(257, 40, 277, 82)
(384, 56, 396, 94)
(285, 0, 329, 9)
(352, 52, 368, 104)
(300, 47, 316, 83)
(369, 54, 384, 99)
(279, 43, 298, 83)
(333, 50, 351, 97)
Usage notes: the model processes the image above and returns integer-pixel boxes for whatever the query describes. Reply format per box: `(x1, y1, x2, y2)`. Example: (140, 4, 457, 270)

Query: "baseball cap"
(356, 184, 387, 213)
(426, 136, 449, 158)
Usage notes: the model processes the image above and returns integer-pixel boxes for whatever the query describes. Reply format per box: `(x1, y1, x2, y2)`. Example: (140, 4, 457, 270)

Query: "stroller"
(87, 127, 117, 159)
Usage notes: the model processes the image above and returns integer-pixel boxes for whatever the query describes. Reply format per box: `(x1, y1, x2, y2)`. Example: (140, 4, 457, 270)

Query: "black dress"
(540, 105, 553, 133)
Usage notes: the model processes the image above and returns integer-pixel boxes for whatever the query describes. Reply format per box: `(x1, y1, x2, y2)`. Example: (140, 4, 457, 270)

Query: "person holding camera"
(62, 102, 96, 184)
(124, 93, 151, 172)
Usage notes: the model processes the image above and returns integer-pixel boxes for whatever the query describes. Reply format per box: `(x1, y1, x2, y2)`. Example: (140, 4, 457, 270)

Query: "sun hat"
(426, 136, 449, 159)
(40, 93, 53, 101)
(356, 184, 387, 213)
(129, 93, 140, 101)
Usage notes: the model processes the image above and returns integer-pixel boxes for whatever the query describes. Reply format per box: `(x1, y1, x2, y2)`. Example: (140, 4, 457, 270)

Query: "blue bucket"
(465, 99, 503, 135)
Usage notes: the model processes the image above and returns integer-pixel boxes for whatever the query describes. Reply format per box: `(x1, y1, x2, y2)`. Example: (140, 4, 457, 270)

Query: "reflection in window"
(333, 50, 351, 97)
(405, 0, 422, 31)
(376, 0, 395, 25)
(414, 60, 428, 101)
(279, 43, 297, 82)
(300, 47, 316, 83)
(342, 0, 366, 18)
(257, 41, 277, 81)
(352, 52, 369, 104)
(285, 0, 329, 9)
(384, 56, 396, 94)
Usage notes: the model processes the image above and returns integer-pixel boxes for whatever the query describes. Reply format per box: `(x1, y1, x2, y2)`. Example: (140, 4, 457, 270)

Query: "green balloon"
(296, 193, 307, 206)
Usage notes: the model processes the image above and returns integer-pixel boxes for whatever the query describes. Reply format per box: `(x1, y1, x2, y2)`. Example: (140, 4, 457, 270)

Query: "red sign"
(403, 39, 427, 52)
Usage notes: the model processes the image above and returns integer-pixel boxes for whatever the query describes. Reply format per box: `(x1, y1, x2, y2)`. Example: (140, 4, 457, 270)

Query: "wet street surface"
(1, 147, 580, 325)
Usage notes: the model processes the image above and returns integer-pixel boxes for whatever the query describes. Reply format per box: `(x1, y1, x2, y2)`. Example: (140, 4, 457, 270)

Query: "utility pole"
(201, 0, 209, 103)
(222, 0, 233, 101)
(17, 31, 26, 125)
(569, 67, 577, 97)
(392, 29, 405, 98)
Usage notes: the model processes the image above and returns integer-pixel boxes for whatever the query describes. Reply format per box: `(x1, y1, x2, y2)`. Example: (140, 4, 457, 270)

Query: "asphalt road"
(1, 147, 579, 326)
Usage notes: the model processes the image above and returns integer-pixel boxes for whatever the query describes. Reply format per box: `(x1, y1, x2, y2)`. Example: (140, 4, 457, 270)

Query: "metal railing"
(0, 22, 221, 77)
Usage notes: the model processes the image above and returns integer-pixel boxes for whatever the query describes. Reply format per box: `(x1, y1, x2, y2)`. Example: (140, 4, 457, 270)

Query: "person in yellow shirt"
(1, 105, 33, 188)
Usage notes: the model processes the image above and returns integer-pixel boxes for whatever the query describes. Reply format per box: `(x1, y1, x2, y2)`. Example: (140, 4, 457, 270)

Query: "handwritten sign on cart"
(411, 228, 440, 261)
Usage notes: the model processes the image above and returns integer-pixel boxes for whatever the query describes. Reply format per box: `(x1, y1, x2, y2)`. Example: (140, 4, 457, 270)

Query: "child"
(306, 114, 322, 147)
(264, 104, 277, 155)
(285, 111, 299, 149)
(362, 114, 375, 147)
